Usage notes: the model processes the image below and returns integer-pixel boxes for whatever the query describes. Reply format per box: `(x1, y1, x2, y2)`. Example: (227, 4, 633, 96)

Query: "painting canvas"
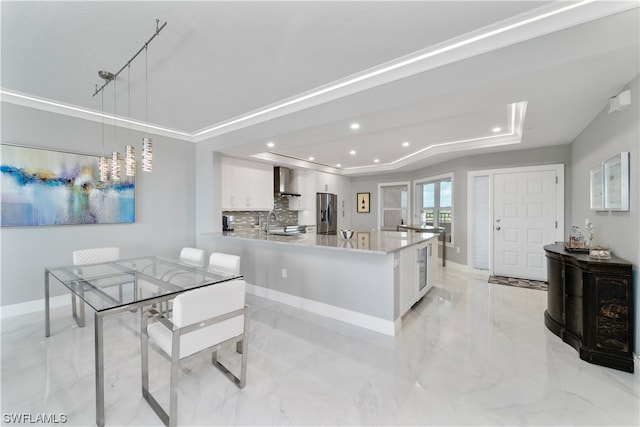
(1, 144, 135, 226)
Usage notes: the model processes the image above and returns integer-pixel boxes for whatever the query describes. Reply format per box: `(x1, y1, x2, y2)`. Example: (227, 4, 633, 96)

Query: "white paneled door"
(493, 170, 558, 281)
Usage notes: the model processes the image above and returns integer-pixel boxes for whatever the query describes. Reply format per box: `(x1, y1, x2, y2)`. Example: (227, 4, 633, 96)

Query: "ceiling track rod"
(92, 19, 168, 97)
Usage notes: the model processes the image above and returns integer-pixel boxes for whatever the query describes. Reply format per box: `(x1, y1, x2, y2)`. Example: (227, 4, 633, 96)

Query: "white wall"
(0, 104, 197, 306)
(570, 74, 639, 356)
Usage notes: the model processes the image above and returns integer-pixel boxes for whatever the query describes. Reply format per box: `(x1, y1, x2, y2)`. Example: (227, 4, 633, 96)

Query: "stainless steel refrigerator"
(316, 192, 337, 235)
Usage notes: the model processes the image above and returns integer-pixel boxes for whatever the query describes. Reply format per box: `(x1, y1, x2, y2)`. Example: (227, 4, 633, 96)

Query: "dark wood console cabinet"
(544, 243, 634, 372)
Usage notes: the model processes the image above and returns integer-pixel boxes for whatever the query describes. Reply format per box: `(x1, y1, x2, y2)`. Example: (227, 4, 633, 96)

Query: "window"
(414, 174, 453, 244)
(378, 182, 409, 231)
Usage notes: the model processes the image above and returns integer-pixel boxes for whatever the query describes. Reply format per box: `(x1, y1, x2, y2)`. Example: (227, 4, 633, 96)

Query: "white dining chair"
(141, 278, 249, 427)
(71, 247, 120, 327)
(179, 247, 205, 268)
(208, 252, 241, 275)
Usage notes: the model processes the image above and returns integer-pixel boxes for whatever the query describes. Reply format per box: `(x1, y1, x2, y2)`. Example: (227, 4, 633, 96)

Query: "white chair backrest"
(208, 252, 241, 275)
(73, 247, 120, 265)
(179, 247, 205, 268)
(172, 279, 246, 358)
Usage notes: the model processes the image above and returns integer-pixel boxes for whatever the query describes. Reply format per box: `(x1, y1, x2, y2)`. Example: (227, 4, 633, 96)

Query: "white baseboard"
(442, 260, 472, 272)
(0, 295, 70, 319)
(472, 269, 491, 278)
(245, 282, 397, 336)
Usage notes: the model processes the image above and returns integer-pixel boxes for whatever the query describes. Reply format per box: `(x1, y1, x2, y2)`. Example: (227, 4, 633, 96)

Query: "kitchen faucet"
(265, 210, 278, 234)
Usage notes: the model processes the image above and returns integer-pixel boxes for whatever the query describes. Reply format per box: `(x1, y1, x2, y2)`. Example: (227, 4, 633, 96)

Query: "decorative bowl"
(589, 247, 611, 259)
(339, 229, 355, 240)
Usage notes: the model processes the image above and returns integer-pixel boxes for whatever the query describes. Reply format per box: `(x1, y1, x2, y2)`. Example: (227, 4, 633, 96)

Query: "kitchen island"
(200, 230, 439, 335)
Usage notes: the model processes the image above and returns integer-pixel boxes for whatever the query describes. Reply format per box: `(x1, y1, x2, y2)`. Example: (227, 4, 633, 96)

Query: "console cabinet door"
(546, 257, 564, 325)
(564, 264, 583, 339)
(589, 275, 631, 353)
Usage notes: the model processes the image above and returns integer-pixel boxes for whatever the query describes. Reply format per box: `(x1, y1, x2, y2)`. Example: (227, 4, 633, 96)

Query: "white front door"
(493, 170, 558, 280)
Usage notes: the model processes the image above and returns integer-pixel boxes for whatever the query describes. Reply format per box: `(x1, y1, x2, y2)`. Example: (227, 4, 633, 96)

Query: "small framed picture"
(589, 164, 604, 211)
(357, 192, 370, 213)
(604, 152, 629, 211)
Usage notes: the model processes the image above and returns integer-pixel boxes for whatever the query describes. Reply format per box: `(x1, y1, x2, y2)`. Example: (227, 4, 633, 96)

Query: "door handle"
(495, 226, 501, 230)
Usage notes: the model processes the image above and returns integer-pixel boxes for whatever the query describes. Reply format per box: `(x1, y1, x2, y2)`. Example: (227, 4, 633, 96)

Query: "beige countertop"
(204, 230, 438, 255)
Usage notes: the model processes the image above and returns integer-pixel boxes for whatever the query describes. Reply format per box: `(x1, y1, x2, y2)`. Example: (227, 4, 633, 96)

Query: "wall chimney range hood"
(274, 166, 301, 197)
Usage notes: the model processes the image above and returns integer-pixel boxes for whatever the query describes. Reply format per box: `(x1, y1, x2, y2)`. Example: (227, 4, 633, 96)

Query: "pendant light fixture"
(111, 151, 121, 180)
(92, 19, 166, 176)
(125, 64, 135, 176)
(125, 145, 135, 177)
(142, 43, 153, 172)
(111, 78, 121, 180)
(99, 157, 109, 182)
(99, 87, 109, 182)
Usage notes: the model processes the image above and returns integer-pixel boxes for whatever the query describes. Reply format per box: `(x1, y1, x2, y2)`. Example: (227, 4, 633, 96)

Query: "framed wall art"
(1, 144, 135, 226)
(357, 192, 370, 213)
(589, 164, 604, 211)
(604, 151, 629, 211)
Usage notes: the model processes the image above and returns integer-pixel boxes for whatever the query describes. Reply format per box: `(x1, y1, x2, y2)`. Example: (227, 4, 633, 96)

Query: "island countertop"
(203, 230, 437, 255)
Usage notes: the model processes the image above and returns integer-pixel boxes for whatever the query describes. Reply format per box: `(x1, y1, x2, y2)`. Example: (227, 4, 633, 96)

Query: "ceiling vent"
(609, 89, 631, 114)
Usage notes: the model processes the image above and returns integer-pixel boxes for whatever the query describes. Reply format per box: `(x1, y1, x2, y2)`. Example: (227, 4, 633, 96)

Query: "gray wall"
(349, 145, 572, 265)
(0, 104, 196, 306)
(570, 74, 639, 355)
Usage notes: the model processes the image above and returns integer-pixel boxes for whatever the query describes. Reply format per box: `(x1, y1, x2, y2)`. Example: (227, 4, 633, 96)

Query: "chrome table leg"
(45, 269, 50, 337)
(95, 312, 105, 427)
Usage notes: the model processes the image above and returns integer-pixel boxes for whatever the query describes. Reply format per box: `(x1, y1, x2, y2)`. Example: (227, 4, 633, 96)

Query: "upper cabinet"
(221, 157, 273, 211)
(288, 169, 309, 211)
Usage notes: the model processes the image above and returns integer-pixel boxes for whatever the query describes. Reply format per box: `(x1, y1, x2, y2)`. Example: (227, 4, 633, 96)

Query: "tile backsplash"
(223, 196, 298, 231)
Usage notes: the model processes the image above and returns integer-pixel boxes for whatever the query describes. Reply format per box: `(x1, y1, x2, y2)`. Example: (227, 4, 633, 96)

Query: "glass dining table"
(44, 256, 242, 427)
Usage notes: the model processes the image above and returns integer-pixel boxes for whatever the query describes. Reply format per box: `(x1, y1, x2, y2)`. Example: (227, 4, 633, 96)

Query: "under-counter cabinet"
(221, 157, 273, 211)
(544, 243, 634, 372)
(400, 237, 437, 315)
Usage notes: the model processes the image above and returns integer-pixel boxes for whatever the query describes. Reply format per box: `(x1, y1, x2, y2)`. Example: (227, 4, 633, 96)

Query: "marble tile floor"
(1, 267, 638, 426)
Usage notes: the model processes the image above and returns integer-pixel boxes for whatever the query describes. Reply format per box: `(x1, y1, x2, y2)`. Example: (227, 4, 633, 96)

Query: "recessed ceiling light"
(336, 163, 342, 168)
(350, 123, 360, 130)
(492, 127, 502, 133)
(267, 141, 275, 148)
(308, 156, 314, 161)
(402, 141, 410, 147)
(374, 159, 380, 163)
(349, 150, 356, 155)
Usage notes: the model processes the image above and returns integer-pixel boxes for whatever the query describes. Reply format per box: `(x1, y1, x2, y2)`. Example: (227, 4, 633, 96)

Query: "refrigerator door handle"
(327, 202, 332, 225)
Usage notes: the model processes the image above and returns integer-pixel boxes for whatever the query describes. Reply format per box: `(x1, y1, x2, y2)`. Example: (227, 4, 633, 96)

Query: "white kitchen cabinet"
(314, 170, 342, 194)
(288, 169, 308, 211)
(427, 238, 438, 288)
(220, 156, 235, 209)
(221, 157, 273, 211)
(399, 248, 417, 315)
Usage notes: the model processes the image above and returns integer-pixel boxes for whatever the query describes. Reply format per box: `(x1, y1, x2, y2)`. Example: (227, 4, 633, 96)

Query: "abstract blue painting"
(1, 144, 135, 226)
